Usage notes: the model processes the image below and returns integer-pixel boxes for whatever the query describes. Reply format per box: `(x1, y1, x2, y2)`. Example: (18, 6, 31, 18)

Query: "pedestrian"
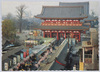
(41, 51, 46, 57)
(52, 44, 56, 50)
(50, 47, 53, 53)
(49, 45, 53, 52)
(31, 54, 37, 62)
(44, 50, 49, 58)
(70, 57, 73, 64)
(34, 63, 39, 68)
(13, 68, 18, 71)
(73, 65, 76, 70)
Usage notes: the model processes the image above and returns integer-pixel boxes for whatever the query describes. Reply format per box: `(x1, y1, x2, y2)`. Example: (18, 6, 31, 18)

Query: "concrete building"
(80, 28, 99, 70)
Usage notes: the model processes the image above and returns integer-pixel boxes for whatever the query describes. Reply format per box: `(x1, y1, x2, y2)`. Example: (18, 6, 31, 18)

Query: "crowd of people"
(10, 43, 56, 71)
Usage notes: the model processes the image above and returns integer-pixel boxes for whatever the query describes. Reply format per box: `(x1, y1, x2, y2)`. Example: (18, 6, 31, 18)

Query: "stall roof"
(8, 55, 17, 59)
(15, 51, 23, 55)
(83, 15, 98, 21)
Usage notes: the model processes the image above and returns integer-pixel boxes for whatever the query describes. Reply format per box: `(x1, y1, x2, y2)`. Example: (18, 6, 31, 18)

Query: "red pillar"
(57, 31, 59, 40)
(79, 31, 81, 41)
(50, 31, 52, 38)
(63, 33, 64, 38)
(43, 31, 45, 38)
(65, 32, 66, 39)
(71, 31, 74, 38)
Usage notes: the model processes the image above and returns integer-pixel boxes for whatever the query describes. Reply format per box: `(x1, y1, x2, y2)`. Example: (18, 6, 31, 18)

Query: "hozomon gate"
(35, 6, 88, 41)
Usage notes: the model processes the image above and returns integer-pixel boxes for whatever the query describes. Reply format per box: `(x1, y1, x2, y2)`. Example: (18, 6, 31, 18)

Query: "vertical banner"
(4, 63, 8, 71)
(79, 62, 84, 70)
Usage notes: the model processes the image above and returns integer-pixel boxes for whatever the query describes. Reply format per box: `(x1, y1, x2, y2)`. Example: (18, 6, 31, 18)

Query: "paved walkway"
(38, 39, 67, 70)
(50, 43, 69, 70)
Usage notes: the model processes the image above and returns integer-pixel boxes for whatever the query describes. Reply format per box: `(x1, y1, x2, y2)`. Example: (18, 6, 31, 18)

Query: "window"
(85, 54, 92, 58)
(84, 48, 92, 63)
(85, 49, 92, 54)
(85, 48, 92, 58)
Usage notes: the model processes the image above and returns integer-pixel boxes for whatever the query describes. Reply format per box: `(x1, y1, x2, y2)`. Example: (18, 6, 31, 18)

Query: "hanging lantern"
(20, 53, 23, 60)
(17, 55, 20, 63)
(13, 57, 17, 65)
(23, 52, 26, 58)
(29, 48, 32, 55)
(2, 59, 10, 71)
(15, 51, 22, 63)
(26, 49, 29, 56)
(21, 49, 26, 58)
(4, 63, 8, 71)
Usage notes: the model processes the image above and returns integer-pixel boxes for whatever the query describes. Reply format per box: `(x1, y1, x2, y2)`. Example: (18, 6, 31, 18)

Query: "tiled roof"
(83, 15, 98, 21)
(35, 6, 87, 19)
(35, 26, 88, 30)
(59, 2, 89, 15)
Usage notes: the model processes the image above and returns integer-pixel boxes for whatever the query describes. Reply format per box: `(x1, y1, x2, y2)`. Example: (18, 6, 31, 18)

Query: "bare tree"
(91, 10, 95, 17)
(16, 5, 26, 33)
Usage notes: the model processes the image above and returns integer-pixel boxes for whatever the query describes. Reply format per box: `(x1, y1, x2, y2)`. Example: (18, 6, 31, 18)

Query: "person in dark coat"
(41, 51, 46, 57)
(52, 44, 56, 50)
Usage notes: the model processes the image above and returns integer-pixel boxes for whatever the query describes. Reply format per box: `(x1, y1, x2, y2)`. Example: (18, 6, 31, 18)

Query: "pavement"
(50, 43, 69, 70)
(38, 39, 67, 70)
(37, 38, 81, 70)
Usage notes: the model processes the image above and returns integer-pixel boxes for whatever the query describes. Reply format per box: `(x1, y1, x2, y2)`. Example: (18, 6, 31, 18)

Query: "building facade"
(80, 28, 99, 70)
(35, 5, 88, 41)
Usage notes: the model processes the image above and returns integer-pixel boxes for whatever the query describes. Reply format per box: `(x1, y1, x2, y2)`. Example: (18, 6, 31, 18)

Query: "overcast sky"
(1, 0, 100, 17)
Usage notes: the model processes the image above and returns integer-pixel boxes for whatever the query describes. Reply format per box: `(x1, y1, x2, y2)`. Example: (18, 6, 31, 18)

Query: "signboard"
(9, 60, 12, 67)
(79, 62, 84, 70)
(84, 23, 90, 25)
(20, 53, 23, 60)
(13, 57, 17, 65)
(4, 63, 8, 71)
(17, 55, 20, 63)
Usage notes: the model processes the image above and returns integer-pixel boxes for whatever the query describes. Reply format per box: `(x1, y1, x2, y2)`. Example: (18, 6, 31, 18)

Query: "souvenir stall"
(2, 58, 12, 71)
(8, 55, 17, 65)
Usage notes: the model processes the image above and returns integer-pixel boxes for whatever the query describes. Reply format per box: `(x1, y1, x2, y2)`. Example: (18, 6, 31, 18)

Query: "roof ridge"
(42, 6, 83, 8)
(59, 1, 89, 4)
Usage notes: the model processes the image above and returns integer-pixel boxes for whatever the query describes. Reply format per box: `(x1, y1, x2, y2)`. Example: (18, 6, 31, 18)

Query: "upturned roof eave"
(35, 16, 88, 20)
(34, 26, 89, 31)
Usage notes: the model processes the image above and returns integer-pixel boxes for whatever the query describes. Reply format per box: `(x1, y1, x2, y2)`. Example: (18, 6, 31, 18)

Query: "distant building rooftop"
(59, 2, 89, 15)
(82, 28, 98, 47)
(35, 6, 87, 19)
(83, 15, 98, 21)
